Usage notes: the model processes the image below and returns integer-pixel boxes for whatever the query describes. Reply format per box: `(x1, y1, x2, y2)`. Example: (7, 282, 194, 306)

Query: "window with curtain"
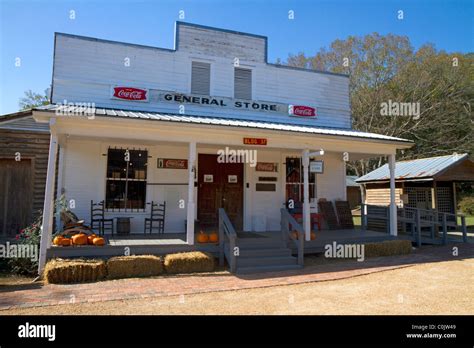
(105, 148, 148, 210)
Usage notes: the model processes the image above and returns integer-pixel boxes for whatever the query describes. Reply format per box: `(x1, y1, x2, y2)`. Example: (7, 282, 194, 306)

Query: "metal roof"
(31, 104, 412, 145)
(0, 114, 50, 133)
(356, 154, 470, 183)
(346, 175, 360, 187)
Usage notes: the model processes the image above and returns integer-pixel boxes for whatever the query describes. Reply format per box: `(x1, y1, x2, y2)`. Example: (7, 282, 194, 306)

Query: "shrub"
(458, 196, 474, 216)
(364, 240, 412, 258)
(164, 251, 215, 274)
(8, 212, 42, 276)
(44, 258, 106, 284)
(107, 255, 163, 279)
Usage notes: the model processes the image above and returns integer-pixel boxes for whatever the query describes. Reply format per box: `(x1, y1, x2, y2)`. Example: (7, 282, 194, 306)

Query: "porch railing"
(280, 209, 304, 266)
(361, 203, 468, 246)
(218, 208, 238, 273)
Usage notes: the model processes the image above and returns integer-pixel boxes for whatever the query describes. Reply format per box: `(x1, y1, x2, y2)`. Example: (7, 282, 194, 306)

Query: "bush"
(164, 251, 215, 274)
(364, 240, 412, 258)
(107, 255, 163, 279)
(458, 196, 474, 216)
(8, 212, 42, 276)
(44, 258, 106, 284)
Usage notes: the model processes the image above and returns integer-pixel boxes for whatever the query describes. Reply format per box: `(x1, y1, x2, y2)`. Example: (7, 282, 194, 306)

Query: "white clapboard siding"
(52, 22, 351, 129)
(177, 24, 266, 62)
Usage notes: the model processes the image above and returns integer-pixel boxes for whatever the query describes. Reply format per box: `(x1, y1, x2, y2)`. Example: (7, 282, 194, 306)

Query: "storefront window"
(105, 148, 148, 210)
(285, 157, 316, 209)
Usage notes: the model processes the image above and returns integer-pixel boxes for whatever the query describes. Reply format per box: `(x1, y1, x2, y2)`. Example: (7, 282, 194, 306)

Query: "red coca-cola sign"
(289, 105, 316, 117)
(112, 87, 148, 101)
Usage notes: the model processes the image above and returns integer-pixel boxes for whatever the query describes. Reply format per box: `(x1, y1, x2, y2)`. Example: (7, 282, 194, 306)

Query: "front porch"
(46, 228, 401, 260)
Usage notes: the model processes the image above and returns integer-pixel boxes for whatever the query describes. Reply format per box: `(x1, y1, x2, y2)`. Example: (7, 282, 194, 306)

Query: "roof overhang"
(29, 105, 414, 151)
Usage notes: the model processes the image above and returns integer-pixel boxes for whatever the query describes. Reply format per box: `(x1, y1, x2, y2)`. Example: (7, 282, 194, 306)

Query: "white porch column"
(186, 141, 196, 245)
(302, 149, 311, 241)
(388, 153, 398, 236)
(38, 119, 58, 274)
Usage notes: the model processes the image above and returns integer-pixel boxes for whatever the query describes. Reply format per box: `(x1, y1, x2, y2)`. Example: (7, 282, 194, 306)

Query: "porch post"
(186, 141, 196, 245)
(388, 154, 398, 236)
(38, 119, 58, 274)
(302, 149, 311, 241)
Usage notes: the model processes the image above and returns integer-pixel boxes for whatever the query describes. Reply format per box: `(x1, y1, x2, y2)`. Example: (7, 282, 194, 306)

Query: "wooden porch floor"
(47, 228, 405, 259)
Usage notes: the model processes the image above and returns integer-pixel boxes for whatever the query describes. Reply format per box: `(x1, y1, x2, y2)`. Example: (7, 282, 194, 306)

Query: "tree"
(284, 34, 474, 176)
(19, 89, 50, 110)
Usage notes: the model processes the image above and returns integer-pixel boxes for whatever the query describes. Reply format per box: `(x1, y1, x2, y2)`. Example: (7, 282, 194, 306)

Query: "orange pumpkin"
(53, 236, 63, 246)
(72, 233, 88, 245)
(59, 238, 72, 246)
(87, 234, 97, 245)
(310, 231, 316, 240)
(208, 232, 219, 243)
(290, 231, 299, 240)
(92, 237, 105, 246)
(197, 231, 209, 243)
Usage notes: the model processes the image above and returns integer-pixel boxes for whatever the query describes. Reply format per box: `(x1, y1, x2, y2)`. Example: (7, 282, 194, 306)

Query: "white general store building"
(15, 22, 413, 271)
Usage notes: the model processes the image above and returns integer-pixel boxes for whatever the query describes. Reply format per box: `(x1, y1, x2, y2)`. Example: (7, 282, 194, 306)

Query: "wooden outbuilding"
(357, 154, 474, 215)
(0, 111, 50, 237)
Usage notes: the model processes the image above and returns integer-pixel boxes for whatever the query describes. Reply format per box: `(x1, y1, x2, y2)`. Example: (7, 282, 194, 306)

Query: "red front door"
(197, 154, 243, 231)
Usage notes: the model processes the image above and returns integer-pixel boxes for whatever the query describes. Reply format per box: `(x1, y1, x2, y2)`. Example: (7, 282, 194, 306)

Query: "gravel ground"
(4, 258, 473, 315)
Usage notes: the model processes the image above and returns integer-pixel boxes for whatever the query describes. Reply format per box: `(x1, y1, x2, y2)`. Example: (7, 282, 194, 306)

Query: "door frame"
(196, 153, 244, 230)
(0, 156, 35, 236)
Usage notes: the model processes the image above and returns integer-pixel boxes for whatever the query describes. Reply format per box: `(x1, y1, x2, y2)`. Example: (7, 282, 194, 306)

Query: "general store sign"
(111, 86, 149, 102)
(160, 92, 281, 113)
(110, 87, 317, 117)
(157, 158, 188, 169)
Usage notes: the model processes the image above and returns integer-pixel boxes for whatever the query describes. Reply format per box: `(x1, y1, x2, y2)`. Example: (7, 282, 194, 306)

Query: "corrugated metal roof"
(356, 154, 470, 183)
(32, 104, 412, 144)
(0, 115, 50, 133)
(346, 175, 360, 187)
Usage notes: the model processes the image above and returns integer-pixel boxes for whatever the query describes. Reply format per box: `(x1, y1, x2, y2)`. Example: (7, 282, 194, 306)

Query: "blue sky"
(0, 0, 472, 114)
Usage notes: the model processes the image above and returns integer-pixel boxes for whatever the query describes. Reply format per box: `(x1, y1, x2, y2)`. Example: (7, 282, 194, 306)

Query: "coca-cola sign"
(289, 105, 316, 117)
(112, 86, 148, 102)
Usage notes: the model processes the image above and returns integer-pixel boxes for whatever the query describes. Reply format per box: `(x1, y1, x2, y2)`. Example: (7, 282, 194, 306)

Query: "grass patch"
(364, 240, 412, 258)
(44, 258, 106, 284)
(107, 255, 163, 279)
(164, 251, 215, 274)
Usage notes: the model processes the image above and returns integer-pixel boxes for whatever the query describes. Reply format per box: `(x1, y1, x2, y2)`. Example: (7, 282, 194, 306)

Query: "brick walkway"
(0, 244, 472, 311)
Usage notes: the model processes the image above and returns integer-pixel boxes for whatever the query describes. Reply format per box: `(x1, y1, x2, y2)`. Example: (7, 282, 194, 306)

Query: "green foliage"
(8, 213, 42, 276)
(19, 89, 50, 110)
(285, 33, 473, 175)
(458, 196, 474, 216)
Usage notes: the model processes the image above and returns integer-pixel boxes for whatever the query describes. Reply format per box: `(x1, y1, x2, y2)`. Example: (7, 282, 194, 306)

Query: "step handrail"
(280, 209, 304, 266)
(218, 208, 238, 273)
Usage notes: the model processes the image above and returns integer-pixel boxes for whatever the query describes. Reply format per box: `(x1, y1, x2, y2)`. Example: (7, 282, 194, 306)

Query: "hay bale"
(164, 251, 215, 274)
(107, 255, 163, 279)
(44, 258, 106, 284)
(364, 240, 412, 258)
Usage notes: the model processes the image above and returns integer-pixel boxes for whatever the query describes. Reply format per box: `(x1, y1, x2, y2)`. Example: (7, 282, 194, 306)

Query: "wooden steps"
(228, 237, 303, 274)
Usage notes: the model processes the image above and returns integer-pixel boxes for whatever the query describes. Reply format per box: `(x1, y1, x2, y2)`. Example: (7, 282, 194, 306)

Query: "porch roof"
(27, 104, 413, 145)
